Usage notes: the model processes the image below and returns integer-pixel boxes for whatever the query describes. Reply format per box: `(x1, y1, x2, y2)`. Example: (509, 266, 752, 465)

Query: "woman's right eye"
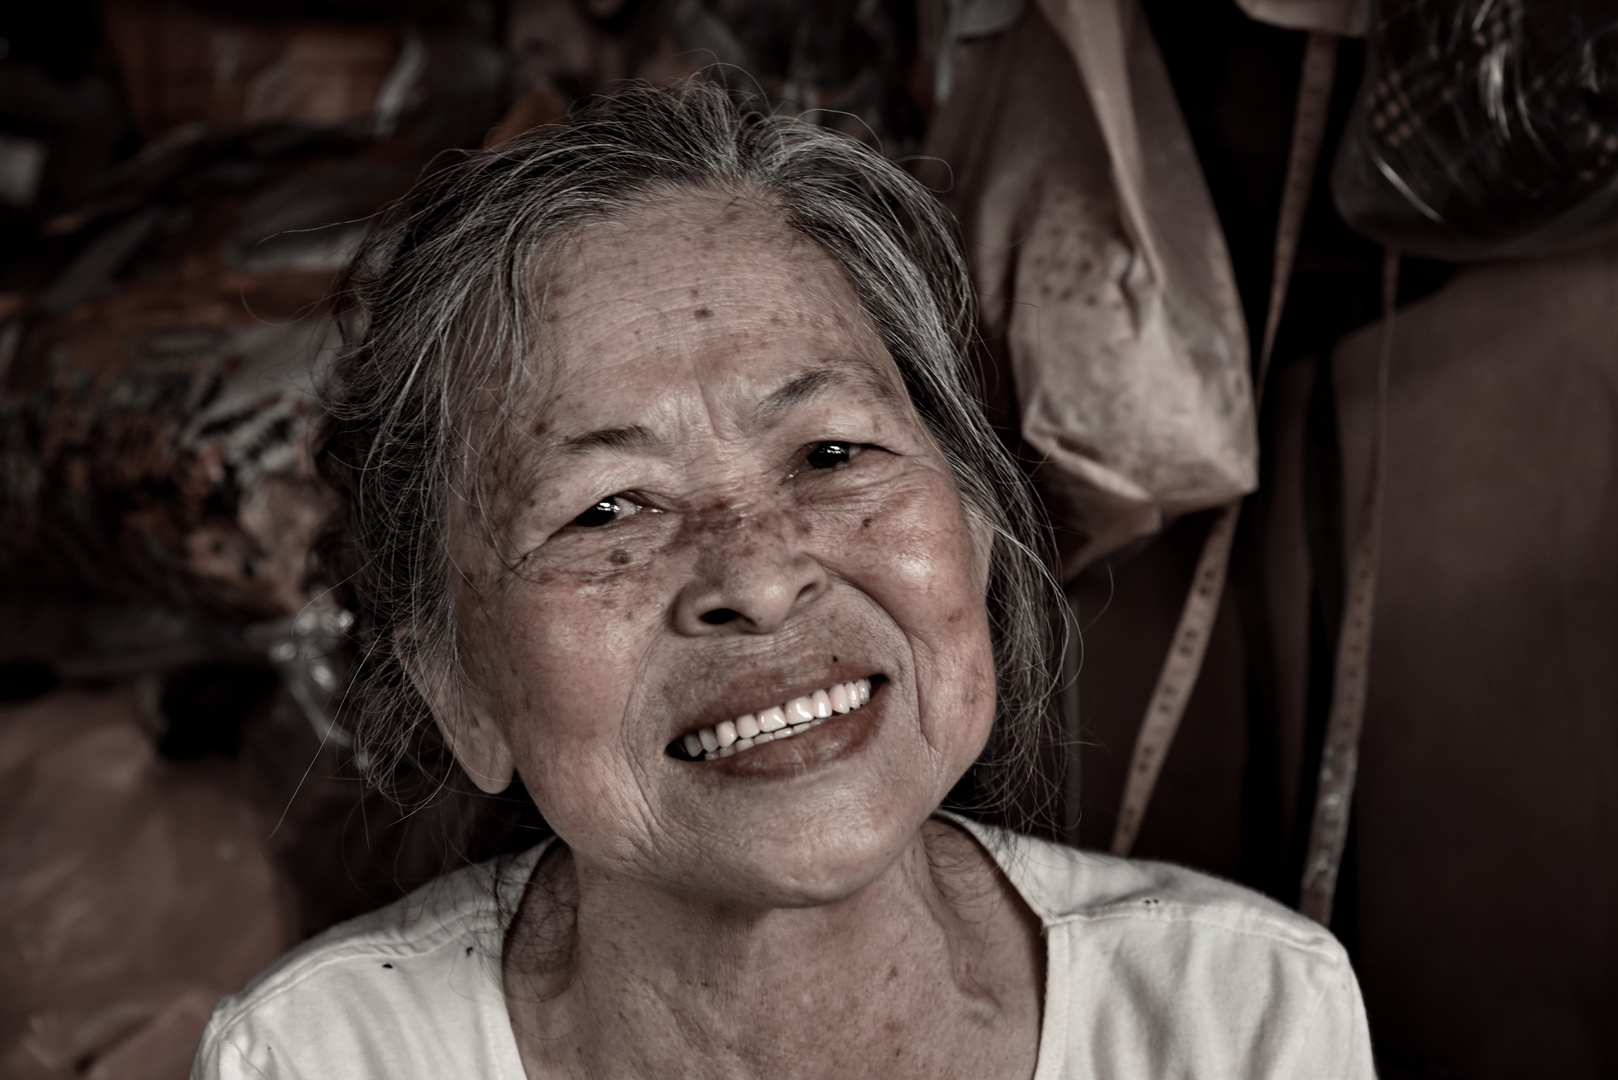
(573, 494, 643, 528)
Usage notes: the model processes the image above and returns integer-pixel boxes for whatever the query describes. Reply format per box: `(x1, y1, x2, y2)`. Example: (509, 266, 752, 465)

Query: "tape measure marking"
(1110, 30, 1341, 858)
(1298, 247, 1399, 925)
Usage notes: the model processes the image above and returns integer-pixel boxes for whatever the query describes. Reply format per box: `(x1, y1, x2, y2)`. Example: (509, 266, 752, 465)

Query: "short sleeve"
(190, 1026, 275, 1080)
(1291, 952, 1378, 1078)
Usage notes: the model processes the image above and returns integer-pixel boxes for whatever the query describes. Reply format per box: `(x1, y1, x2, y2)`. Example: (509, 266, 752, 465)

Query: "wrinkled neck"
(501, 819, 1038, 1080)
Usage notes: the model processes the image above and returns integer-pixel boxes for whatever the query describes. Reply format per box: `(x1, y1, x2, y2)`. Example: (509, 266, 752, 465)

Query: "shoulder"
(1000, 829, 1338, 954)
(950, 818, 1337, 956)
(960, 824, 1376, 1078)
(191, 849, 543, 1080)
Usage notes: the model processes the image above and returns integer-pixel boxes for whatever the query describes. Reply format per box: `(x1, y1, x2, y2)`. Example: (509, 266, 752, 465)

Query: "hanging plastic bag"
(1334, 0, 1618, 260)
(0, 687, 291, 1079)
(925, 0, 1255, 574)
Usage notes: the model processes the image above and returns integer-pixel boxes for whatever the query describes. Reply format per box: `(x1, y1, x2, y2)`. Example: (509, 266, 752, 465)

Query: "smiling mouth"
(668, 677, 878, 761)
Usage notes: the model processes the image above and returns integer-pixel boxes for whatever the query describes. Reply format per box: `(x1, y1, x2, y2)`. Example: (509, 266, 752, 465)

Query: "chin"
(695, 801, 935, 910)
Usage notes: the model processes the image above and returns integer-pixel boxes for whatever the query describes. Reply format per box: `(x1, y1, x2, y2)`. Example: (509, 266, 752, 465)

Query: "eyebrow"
(754, 361, 900, 426)
(548, 360, 901, 456)
(558, 424, 660, 455)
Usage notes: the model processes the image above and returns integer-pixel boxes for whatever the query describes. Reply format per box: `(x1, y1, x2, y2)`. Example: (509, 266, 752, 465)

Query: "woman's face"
(440, 191, 996, 908)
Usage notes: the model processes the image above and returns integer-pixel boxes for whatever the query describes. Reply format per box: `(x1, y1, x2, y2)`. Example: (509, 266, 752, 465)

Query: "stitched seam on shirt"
(1041, 909, 1346, 964)
(204, 924, 484, 1041)
(210, 1026, 277, 1080)
(208, 846, 546, 1031)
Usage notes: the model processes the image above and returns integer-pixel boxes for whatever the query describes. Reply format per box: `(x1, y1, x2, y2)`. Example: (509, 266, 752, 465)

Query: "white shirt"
(192, 818, 1376, 1079)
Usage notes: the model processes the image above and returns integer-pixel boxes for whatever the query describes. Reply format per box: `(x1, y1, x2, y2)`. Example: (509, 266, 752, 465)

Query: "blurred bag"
(0, 687, 290, 1080)
(0, 129, 446, 618)
(1334, 0, 1618, 260)
(926, 0, 1255, 574)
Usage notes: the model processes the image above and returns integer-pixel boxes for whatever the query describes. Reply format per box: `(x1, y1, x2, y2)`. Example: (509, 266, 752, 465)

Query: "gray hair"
(320, 78, 1062, 832)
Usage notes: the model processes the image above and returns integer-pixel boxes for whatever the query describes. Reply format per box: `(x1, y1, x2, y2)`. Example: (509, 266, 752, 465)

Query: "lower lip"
(693, 687, 884, 777)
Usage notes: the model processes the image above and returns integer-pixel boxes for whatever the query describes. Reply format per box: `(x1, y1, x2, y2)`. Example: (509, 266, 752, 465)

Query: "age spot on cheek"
(608, 549, 631, 566)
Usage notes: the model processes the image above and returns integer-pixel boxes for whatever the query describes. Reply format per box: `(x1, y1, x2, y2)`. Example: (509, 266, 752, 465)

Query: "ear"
(396, 629, 515, 794)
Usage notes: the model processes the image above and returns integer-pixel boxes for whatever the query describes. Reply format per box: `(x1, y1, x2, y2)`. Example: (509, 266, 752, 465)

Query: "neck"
(503, 818, 1043, 1080)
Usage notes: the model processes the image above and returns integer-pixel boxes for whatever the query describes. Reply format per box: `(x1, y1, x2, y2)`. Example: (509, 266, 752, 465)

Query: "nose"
(672, 509, 828, 636)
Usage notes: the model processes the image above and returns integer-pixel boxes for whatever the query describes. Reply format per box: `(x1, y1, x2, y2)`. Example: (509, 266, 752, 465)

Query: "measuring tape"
(1111, 30, 1342, 858)
(1299, 248, 1398, 925)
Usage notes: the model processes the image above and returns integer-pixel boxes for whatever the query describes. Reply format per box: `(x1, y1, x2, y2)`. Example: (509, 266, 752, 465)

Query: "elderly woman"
(193, 81, 1374, 1078)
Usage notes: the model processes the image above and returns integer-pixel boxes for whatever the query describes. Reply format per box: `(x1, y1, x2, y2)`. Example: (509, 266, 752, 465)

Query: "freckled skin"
(423, 192, 1039, 1080)
(448, 196, 997, 896)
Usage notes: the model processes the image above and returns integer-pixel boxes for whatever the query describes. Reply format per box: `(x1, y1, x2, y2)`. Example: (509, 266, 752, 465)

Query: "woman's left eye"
(805, 441, 861, 470)
(572, 494, 645, 528)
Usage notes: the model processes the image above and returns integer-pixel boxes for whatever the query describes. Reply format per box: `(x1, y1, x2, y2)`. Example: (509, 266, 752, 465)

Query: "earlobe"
(437, 705, 517, 795)
(396, 631, 516, 795)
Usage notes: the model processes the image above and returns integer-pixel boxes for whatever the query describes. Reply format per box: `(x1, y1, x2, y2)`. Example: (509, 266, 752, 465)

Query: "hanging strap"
(1298, 247, 1399, 924)
(1111, 31, 1341, 856)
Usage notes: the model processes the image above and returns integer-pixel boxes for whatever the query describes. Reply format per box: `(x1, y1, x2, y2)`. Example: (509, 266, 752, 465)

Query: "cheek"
(480, 562, 672, 750)
(809, 472, 996, 698)
(486, 576, 670, 853)
(817, 472, 988, 616)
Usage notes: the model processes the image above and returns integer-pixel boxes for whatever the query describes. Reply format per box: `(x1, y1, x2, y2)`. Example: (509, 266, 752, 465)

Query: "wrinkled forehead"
(533, 190, 891, 393)
(458, 187, 911, 518)
(521, 192, 898, 418)
(541, 187, 808, 307)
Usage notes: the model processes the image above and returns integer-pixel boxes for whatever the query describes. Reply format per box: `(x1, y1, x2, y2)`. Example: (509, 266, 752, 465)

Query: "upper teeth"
(681, 678, 872, 761)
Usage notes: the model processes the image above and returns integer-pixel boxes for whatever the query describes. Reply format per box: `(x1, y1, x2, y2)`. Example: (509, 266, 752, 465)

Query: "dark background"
(1, 2, 1614, 1077)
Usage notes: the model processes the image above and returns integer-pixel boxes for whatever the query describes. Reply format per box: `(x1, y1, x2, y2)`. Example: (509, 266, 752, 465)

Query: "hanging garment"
(1260, 241, 1618, 1077)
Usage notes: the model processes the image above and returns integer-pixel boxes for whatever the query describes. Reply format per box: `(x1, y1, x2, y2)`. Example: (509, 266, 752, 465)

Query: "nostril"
(699, 607, 743, 626)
